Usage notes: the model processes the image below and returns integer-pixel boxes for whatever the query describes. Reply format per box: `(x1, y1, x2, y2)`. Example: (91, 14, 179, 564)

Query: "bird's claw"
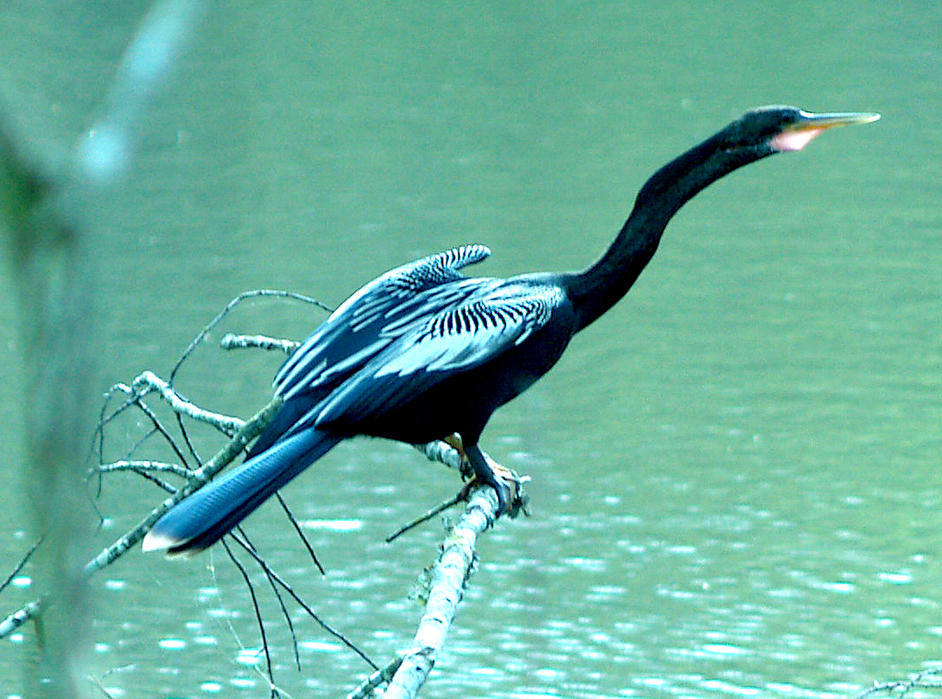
(458, 464, 528, 519)
(445, 435, 528, 518)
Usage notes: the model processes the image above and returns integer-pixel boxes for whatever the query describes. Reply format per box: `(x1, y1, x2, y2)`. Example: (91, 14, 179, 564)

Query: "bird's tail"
(142, 429, 341, 556)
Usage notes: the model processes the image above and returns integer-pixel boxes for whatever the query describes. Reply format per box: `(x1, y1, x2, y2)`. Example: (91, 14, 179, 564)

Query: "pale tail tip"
(142, 529, 180, 553)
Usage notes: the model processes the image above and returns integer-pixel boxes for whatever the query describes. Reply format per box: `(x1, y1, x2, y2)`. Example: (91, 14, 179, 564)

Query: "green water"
(1, 2, 939, 697)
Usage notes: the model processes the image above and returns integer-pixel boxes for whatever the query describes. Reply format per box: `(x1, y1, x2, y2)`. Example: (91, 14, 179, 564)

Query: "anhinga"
(143, 106, 878, 555)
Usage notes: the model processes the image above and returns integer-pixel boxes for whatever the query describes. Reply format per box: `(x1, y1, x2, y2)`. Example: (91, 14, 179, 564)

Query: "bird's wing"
(312, 281, 567, 426)
(274, 244, 492, 399)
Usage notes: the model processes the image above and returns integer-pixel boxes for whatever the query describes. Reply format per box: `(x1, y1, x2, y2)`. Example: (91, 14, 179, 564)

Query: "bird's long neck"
(564, 133, 772, 332)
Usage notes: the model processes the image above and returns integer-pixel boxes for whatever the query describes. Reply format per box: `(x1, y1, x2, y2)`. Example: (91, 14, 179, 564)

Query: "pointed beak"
(771, 110, 880, 152)
(793, 110, 881, 130)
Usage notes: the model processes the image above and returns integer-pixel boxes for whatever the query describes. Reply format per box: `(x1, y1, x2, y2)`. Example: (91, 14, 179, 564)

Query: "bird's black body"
(144, 105, 877, 555)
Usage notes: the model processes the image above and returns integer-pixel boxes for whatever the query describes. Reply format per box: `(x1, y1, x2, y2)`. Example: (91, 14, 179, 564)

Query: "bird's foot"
(442, 435, 528, 517)
(458, 450, 529, 519)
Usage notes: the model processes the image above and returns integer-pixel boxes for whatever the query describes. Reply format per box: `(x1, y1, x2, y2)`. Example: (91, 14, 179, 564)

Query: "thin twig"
(93, 460, 190, 478)
(221, 539, 278, 697)
(229, 533, 378, 671)
(0, 540, 47, 644)
(100, 465, 177, 494)
(237, 529, 303, 672)
(169, 289, 330, 385)
(385, 493, 465, 543)
(0, 538, 43, 595)
(221, 333, 300, 354)
(166, 291, 326, 476)
(132, 370, 245, 435)
(98, 383, 192, 470)
(275, 491, 326, 575)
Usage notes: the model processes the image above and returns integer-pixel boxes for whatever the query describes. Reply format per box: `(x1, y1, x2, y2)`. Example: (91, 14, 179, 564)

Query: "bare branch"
(81, 299, 524, 695)
(169, 289, 330, 384)
(0, 540, 46, 641)
(93, 459, 190, 479)
(0, 538, 43, 595)
(382, 486, 501, 699)
(220, 333, 300, 354)
(131, 370, 245, 435)
(347, 657, 404, 699)
(229, 533, 378, 670)
(0, 599, 43, 640)
(220, 539, 278, 694)
(83, 395, 283, 576)
(385, 493, 465, 543)
(412, 440, 464, 472)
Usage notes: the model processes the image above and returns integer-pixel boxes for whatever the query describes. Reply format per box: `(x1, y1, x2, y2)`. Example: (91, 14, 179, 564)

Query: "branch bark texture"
(383, 486, 499, 699)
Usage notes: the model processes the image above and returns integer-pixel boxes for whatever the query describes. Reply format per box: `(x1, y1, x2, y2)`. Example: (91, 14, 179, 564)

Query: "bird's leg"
(443, 433, 474, 480)
(443, 434, 522, 516)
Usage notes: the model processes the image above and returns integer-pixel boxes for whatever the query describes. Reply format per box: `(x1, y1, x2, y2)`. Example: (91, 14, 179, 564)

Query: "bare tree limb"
(381, 486, 500, 699)
(93, 460, 190, 479)
(170, 289, 328, 384)
(228, 533, 379, 671)
(129, 370, 245, 435)
(412, 440, 464, 472)
(346, 657, 404, 699)
(220, 332, 300, 354)
(0, 541, 45, 642)
(83, 395, 282, 576)
(0, 599, 43, 639)
(0, 285, 519, 694)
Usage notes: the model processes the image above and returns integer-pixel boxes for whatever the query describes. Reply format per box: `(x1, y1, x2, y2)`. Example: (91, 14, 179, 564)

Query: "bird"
(143, 105, 878, 556)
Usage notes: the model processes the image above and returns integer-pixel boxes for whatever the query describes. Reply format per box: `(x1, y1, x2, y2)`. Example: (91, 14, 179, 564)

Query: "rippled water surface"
(0, 2, 939, 697)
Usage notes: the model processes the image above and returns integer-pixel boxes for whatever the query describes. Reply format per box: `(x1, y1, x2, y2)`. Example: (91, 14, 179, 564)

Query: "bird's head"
(718, 105, 880, 155)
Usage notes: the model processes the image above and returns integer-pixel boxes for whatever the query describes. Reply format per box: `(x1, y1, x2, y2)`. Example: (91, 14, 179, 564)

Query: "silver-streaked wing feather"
(313, 282, 566, 426)
(275, 244, 491, 398)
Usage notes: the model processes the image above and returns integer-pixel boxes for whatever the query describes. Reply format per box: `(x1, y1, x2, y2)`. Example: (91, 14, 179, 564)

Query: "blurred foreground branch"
(0, 1, 206, 695)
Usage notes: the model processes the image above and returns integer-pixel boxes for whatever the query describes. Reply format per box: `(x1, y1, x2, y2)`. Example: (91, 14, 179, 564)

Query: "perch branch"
(76, 320, 523, 694)
(412, 440, 464, 472)
(381, 485, 501, 699)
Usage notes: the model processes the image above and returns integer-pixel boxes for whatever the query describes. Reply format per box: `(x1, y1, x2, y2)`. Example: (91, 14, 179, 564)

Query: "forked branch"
(80, 312, 521, 698)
